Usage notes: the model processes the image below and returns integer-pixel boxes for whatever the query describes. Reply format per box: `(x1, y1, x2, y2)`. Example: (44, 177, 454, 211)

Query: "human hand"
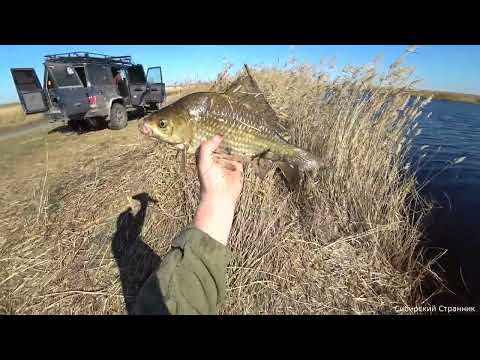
(193, 135, 244, 246)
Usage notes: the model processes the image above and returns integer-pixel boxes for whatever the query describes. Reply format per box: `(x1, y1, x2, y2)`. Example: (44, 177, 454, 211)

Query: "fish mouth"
(138, 119, 153, 137)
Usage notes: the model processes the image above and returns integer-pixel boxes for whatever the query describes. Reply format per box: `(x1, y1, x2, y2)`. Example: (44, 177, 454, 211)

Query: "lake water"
(410, 99, 480, 306)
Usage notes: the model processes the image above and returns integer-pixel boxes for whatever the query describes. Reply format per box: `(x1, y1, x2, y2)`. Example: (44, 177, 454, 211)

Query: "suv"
(10, 52, 166, 130)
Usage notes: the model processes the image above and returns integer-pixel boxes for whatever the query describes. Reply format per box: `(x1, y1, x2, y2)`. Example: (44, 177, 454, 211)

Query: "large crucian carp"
(138, 65, 326, 190)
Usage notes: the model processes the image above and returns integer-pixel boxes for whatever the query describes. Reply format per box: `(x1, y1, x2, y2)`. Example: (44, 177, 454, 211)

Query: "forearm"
(134, 226, 229, 315)
(193, 195, 235, 246)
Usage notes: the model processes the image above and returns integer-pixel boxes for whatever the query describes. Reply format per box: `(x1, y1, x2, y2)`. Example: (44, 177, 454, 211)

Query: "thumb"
(203, 135, 223, 154)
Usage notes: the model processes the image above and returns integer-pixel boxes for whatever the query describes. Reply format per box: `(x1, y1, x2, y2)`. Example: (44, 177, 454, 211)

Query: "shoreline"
(408, 90, 480, 105)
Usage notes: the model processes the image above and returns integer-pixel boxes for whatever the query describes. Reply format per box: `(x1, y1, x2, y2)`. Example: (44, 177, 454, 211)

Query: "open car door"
(10, 68, 49, 114)
(144, 66, 166, 105)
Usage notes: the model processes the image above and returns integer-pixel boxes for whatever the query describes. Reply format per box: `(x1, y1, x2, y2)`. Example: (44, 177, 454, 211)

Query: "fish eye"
(159, 119, 168, 128)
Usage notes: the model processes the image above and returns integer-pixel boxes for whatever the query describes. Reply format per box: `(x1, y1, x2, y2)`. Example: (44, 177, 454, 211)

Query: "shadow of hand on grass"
(111, 192, 165, 314)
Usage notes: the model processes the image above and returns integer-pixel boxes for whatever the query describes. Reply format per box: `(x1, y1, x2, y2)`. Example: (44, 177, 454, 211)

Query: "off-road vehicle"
(10, 52, 166, 130)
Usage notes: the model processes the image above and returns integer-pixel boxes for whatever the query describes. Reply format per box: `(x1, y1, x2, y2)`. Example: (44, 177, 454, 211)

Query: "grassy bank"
(408, 90, 480, 105)
(0, 60, 441, 314)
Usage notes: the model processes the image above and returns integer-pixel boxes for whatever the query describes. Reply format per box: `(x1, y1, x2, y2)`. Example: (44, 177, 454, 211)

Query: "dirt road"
(0, 118, 62, 142)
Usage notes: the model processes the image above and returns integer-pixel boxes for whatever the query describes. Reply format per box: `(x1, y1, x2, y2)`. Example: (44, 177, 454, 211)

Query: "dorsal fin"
(224, 64, 290, 142)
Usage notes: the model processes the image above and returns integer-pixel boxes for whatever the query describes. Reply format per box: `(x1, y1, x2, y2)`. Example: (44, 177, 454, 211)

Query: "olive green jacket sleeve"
(134, 226, 229, 315)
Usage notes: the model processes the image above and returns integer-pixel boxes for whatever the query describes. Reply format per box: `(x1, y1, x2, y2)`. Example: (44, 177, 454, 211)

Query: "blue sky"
(1, 45, 479, 104)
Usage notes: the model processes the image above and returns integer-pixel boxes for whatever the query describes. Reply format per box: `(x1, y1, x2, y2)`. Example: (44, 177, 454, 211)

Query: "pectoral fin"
(277, 162, 301, 191)
(182, 146, 188, 170)
(176, 146, 188, 172)
(252, 158, 275, 179)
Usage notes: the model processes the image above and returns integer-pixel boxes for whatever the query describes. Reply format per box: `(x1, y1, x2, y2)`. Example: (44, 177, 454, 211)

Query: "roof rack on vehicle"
(44, 52, 133, 66)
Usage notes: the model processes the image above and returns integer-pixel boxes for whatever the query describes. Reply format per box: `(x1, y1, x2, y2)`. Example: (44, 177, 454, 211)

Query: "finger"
(198, 135, 224, 170)
(229, 160, 244, 173)
(200, 135, 223, 159)
(212, 152, 244, 163)
(214, 157, 237, 172)
(213, 156, 243, 171)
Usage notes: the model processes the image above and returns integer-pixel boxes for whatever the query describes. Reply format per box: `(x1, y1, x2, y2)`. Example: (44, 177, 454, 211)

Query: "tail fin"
(277, 148, 327, 191)
(291, 148, 327, 172)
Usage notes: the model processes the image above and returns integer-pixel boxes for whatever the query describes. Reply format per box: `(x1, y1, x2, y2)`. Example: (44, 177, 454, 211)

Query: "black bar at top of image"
(1, 3, 479, 45)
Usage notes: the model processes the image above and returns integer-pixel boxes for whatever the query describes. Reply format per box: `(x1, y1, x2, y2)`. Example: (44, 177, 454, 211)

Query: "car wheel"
(108, 103, 128, 130)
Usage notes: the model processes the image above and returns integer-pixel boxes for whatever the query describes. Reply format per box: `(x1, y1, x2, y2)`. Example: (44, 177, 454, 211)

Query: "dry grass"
(0, 56, 442, 314)
(0, 103, 45, 130)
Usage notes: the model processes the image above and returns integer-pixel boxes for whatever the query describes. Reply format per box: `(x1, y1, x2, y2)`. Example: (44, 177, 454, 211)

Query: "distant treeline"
(407, 90, 480, 105)
(326, 82, 480, 105)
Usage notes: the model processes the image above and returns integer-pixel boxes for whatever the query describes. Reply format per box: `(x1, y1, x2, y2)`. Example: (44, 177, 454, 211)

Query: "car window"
(147, 67, 163, 83)
(86, 64, 112, 86)
(50, 64, 82, 87)
(128, 65, 146, 83)
(75, 67, 87, 87)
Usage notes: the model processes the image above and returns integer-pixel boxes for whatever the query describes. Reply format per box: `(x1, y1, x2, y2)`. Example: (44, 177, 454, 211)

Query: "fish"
(138, 65, 325, 189)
